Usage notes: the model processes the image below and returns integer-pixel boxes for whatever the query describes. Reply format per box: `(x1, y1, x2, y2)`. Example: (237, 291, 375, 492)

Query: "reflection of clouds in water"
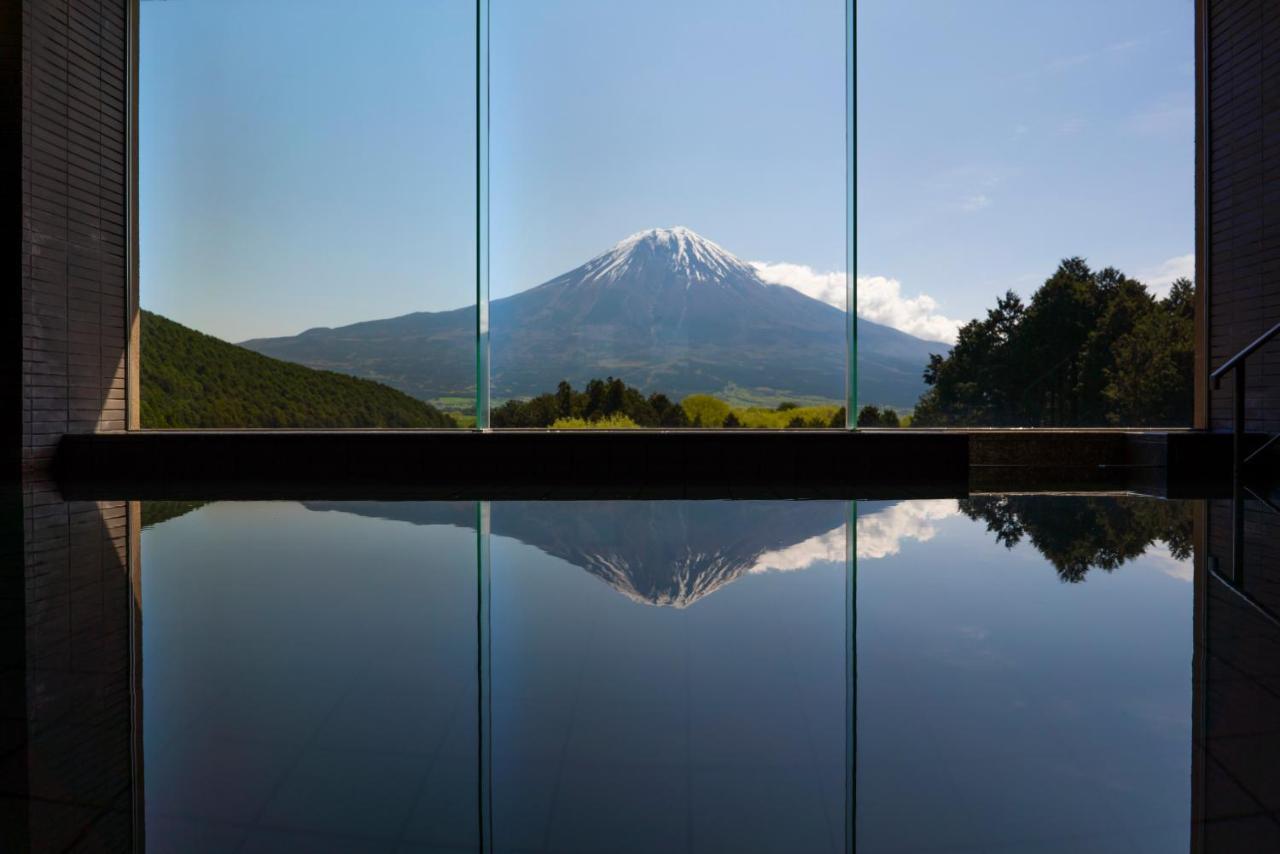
(857, 499, 960, 559)
(750, 526, 846, 574)
(747, 499, 963, 574)
(1142, 542, 1193, 582)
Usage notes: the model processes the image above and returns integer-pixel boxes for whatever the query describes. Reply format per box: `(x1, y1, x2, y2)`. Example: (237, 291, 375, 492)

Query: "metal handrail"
(1211, 319, 1280, 473)
(1211, 320, 1280, 385)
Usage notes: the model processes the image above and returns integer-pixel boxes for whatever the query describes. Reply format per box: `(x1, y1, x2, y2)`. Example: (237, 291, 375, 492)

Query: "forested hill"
(140, 311, 455, 428)
(913, 261, 1194, 427)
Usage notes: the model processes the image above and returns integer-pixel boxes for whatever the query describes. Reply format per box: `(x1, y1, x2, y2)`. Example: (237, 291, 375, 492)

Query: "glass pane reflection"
(489, 501, 851, 852)
(856, 497, 1194, 852)
(140, 501, 480, 849)
(134, 495, 1196, 852)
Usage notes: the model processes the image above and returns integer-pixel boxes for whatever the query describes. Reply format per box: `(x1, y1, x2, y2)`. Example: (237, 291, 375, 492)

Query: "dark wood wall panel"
(1206, 0, 1280, 432)
(21, 0, 129, 473)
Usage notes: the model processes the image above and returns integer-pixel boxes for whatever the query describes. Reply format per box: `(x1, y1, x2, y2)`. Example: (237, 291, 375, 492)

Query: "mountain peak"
(242, 224, 938, 409)
(618, 225, 709, 247)
(580, 226, 759, 286)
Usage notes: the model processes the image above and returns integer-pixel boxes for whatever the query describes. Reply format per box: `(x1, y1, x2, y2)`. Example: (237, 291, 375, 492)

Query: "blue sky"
(855, 0, 1194, 340)
(140, 0, 477, 341)
(141, 0, 1191, 344)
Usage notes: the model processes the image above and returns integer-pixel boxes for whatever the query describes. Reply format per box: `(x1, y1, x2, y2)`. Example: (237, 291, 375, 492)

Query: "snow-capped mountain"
(242, 227, 944, 408)
(577, 226, 760, 286)
(300, 500, 849, 608)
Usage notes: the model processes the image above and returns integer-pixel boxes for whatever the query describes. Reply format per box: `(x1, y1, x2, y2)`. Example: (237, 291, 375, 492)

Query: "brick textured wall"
(3, 0, 20, 479)
(1, 483, 136, 852)
(21, 0, 129, 473)
(1205, 0, 1280, 432)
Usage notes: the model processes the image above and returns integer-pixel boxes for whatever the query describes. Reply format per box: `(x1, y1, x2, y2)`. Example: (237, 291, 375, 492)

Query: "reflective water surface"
(127, 496, 1202, 852)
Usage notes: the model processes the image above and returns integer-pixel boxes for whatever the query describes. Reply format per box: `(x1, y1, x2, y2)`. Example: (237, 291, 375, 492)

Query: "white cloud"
(930, 164, 1012, 216)
(1138, 253, 1194, 297)
(859, 276, 963, 344)
(1142, 542, 1193, 583)
(748, 498, 965, 572)
(750, 526, 845, 574)
(751, 262, 963, 345)
(856, 500, 961, 560)
(751, 261, 846, 307)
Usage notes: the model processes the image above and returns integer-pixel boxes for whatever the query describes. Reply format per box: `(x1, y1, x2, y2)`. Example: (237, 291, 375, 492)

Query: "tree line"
(855, 405, 902, 427)
(913, 259, 1193, 426)
(490, 378, 845, 428)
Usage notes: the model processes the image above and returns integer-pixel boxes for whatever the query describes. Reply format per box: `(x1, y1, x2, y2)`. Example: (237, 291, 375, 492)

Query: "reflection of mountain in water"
(301, 501, 848, 608)
(496, 502, 848, 608)
(301, 501, 479, 532)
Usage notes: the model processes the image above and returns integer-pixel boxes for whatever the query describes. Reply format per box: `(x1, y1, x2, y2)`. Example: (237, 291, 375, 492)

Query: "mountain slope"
(141, 310, 454, 428)
(300, 500, 848, 608)
(243, 227, 946, 409)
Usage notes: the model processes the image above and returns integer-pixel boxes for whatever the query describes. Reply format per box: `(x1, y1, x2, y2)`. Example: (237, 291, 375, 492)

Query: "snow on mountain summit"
(579, 226, 760, 286)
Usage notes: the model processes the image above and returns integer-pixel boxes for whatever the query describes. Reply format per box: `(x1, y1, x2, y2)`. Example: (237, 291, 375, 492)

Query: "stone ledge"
(54, 429, 970, 497)
(50, 428, 1258, 500)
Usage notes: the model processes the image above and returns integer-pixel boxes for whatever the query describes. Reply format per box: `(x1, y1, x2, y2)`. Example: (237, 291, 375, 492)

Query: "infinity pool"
(138, 497, 1194, 853)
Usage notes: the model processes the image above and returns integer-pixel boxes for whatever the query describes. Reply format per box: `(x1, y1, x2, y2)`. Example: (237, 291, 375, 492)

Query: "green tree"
(856, 405, 883, 427)
(1018, 258, 1103, 424)
(681, 394, 731, 428)
(648, 393, 689, 427)
(914, 260, 1192, 427)
(856, 405, 901, 427)
(915, 290, 1027, 426)
(556, 380, 573, 417)
(1104, 278, 1194, 425)
(604, 377, 626, 415)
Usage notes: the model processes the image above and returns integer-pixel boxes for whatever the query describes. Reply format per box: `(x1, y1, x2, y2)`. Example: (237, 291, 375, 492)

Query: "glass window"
(857, 0, 1194, 428)
(488, 0, 851, 430)
(138, 0, 1192, 433)
(139, 0, 476, 428)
